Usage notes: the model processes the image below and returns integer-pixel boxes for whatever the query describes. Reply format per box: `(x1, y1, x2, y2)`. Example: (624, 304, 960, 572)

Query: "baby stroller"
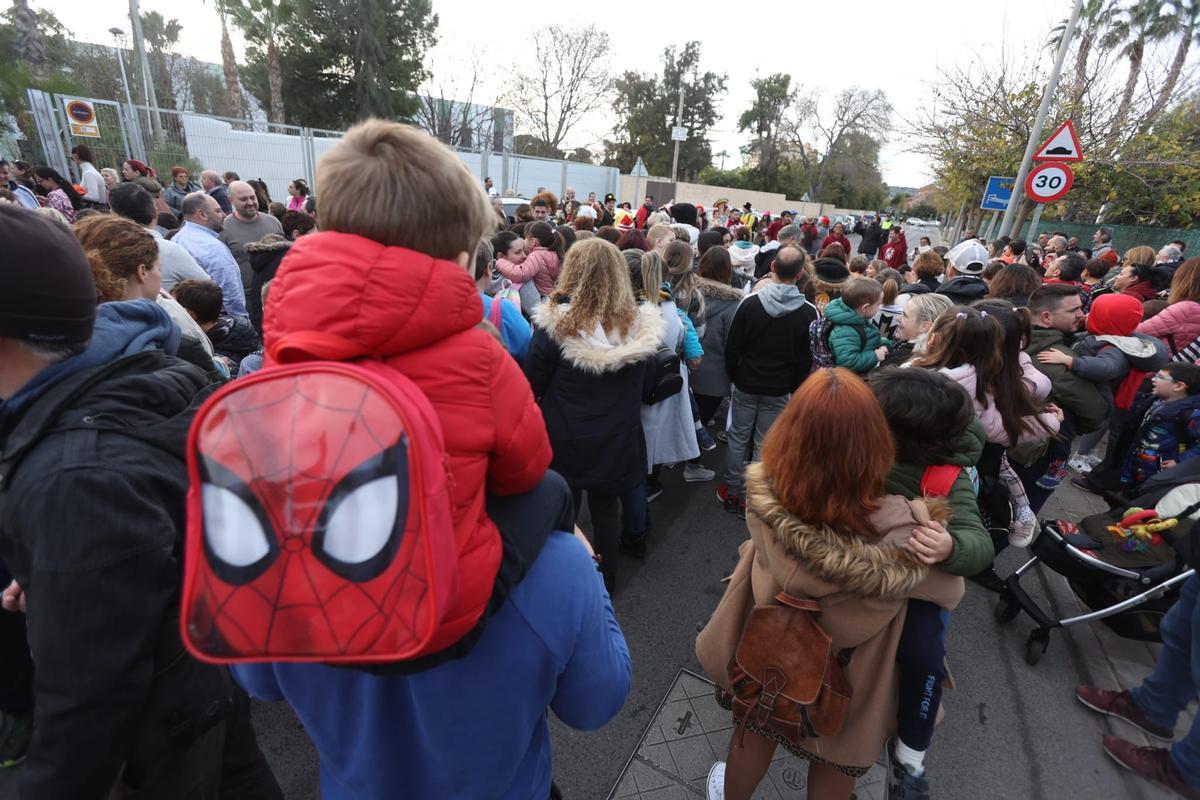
(994, 471, 1200, 666)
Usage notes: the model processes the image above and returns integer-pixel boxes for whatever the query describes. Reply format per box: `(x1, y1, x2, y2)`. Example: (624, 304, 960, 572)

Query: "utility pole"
(670, 82, 685, 184)
(998, 0, 1083, 238)
(128, 0, 162, 143)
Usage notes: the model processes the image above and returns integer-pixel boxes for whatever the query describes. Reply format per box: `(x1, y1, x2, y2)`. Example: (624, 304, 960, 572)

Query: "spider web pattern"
(191, 372, 433, 659)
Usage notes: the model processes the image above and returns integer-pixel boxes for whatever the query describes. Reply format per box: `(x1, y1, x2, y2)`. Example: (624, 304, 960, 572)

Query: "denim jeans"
(1131, 574, 1200, 788)
(722, 388, 790, 497)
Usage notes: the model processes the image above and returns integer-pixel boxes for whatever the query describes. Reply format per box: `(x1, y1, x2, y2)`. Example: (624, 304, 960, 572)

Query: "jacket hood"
(1, 299, 180, 424)
(729, 241, 759, 266)
(244, 234, 292, 254)
(937, 276, 988, 301)
(1087, 293, 1143, 336)
(757, 283, 807, 318)
(532, 301, 664, 374)
(264, 231, 483, 357)
(822, 297, 866, 325)
(1095, 333, 1168, 370)
(697, 278, 744, 302)
(743, 462, 937, 600)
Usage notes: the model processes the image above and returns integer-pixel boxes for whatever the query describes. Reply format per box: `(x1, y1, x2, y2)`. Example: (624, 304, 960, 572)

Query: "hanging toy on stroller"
(1107, 507, 1180, 553)
(995, 482, 1200, 666)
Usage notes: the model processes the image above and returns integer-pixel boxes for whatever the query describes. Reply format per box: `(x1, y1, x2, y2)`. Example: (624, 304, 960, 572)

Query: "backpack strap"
(269, 331, 374, 363)
(920, 464, 961, 498)
(775, 592, 821, 612)
(488, 295, 505, 329)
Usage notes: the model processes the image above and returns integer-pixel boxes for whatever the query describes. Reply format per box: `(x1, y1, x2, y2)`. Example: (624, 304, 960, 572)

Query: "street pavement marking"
(608, 668, 888, 799)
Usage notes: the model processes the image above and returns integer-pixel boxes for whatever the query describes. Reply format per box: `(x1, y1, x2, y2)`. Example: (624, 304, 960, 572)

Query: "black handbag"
(646, 345, 683, 404)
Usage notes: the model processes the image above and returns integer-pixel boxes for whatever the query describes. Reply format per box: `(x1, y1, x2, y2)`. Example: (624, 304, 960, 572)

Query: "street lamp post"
(109, 27, 146, 162)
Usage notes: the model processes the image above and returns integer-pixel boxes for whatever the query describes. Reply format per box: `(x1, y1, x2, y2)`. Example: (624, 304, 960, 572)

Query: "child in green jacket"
(824, 277, 893, 374)
(870, 366, 994, 798)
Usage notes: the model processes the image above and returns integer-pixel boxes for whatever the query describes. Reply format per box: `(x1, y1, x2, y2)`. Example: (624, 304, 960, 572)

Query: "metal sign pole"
(1026, 203, 1046, 243)
(998, 0, 1084, 238)
(670, 84, 685, 183)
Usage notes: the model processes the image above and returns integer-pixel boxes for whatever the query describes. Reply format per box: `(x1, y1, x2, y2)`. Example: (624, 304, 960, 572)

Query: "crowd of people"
(0, 124, 1198, 800)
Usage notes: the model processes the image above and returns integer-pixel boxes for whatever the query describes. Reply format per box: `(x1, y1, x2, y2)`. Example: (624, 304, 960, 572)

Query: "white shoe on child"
(706, 762, 726, 800)
(1008, 506, 1038, 548)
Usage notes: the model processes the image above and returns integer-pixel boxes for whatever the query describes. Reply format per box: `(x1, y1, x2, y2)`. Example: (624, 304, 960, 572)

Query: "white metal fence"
(26, 90, 619, 205)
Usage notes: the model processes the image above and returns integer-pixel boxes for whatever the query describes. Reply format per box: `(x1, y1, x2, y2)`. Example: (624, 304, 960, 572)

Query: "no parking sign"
(62, 98, 100, 138)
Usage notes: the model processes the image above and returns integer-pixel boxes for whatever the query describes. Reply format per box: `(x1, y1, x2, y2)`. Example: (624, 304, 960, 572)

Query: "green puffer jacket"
(824, 297, 892, 374)
(884, 419, 993, 577)
(1024, 326, 1109, 434)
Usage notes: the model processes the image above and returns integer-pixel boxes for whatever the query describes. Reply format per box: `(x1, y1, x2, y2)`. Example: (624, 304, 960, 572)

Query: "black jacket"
(900, 275, 942, 295)
(245, 235, 292, 336)
(209, 313, 262, 366)
(524, 302, 659, 494)
(938, 276, 988, 304)
(856, 221, 884, 254)
(724, 286, 819, 396)
(0, 352, 233, 797)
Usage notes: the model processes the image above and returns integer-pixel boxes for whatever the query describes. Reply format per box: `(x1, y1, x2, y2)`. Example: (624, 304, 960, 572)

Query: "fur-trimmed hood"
(532, 301, 664, 374)
(243, 234, 292, 253)
(743, 462, 949, 600)
(697, 277, 744, 302)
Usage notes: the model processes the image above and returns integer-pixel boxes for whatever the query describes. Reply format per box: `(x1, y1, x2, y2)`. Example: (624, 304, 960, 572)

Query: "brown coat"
(695, 462, 965, 770)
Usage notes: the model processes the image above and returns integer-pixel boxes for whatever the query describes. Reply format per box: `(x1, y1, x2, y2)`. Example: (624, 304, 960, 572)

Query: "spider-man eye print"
(183, 368, 439, 662)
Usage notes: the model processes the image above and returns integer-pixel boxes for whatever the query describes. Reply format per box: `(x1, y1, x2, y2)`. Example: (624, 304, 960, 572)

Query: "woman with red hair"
(696, 368, 964, 800)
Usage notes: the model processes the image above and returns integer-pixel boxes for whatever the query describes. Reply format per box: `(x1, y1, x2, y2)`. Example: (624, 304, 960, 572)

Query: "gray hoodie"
(757, 282, 807, 318)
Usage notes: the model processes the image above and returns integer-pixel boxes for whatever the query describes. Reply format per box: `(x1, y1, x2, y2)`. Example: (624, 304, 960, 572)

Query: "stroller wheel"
(994, 594, 1021, 625)
(1025, 629, 1050, 666)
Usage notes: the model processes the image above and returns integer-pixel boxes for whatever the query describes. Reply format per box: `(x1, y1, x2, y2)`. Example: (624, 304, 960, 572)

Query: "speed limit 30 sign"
(1025, 163, 1074, 203)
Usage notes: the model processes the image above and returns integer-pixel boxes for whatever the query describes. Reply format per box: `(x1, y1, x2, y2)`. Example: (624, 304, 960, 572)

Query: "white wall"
(180, 114, 618, 205)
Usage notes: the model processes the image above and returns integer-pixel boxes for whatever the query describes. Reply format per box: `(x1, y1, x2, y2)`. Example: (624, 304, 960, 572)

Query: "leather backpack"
(727, 592, 852, 745)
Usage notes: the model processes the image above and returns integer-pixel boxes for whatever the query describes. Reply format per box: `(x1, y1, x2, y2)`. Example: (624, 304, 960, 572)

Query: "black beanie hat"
(0, 205, 96, 345)
(671, 202, 698, 227)
(813, 257, 851, 286)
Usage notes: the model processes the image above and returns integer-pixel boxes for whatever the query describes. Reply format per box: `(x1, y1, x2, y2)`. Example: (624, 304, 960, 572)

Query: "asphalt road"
(235, 441, 1164, 800)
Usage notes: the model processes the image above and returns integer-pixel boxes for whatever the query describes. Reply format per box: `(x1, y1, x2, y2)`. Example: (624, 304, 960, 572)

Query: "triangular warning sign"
(1034, 120, 1083, 162)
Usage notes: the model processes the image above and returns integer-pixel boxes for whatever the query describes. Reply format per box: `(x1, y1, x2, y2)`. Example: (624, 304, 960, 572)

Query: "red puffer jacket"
(264, 231, 552, 651)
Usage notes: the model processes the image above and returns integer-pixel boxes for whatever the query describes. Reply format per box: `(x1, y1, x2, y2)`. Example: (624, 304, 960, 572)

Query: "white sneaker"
(1068, 455, 1094, 474)
(1008, 506, 1038, 548)
(706, 762, 726, 800)
(684, 464, 716, 482)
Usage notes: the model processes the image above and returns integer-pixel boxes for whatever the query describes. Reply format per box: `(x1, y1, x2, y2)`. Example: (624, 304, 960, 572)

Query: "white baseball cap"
(946, 241, 989, 275)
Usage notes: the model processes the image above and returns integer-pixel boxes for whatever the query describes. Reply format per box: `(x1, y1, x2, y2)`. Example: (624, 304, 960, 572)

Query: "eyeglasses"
(1152, 373, 1178, 383)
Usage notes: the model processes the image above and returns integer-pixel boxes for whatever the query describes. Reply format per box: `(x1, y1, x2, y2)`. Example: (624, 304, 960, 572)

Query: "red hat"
(696, 205, 705, 214)
(1086, 293, 1142, 337)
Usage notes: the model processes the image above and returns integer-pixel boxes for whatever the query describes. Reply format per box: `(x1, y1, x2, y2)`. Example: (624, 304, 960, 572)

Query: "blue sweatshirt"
(232, 532, 631, 799)
(481, 292, 532, 363)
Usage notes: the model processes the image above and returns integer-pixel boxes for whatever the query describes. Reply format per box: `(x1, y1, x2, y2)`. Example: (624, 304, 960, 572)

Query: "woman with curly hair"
(524, 238, 662, 592)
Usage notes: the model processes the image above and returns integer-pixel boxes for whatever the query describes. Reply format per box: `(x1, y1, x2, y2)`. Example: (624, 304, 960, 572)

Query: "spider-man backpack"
(180, 331, 460, 665)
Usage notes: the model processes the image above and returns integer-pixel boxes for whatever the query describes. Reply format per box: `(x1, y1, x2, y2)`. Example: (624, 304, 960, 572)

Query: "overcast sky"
(39, 0, 1110, 187)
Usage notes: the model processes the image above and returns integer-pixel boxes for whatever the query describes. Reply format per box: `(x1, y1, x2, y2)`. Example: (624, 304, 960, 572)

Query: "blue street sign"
(981, 176, 1015, 211)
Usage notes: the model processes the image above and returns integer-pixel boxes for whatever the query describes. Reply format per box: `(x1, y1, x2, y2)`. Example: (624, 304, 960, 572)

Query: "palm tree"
(226, 0, 292, 123)
(9, 0, 45, 71)
(1049, 0, 1112, 112)
(1103, 0, 1174, 142)
(139, 10, 181, 108)
(200, 0, 245, 119)
(1143, 0, 1200, 124)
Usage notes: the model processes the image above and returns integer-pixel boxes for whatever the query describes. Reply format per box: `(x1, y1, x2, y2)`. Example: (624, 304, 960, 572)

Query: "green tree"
(737, 72, 796, 192)
(226, 0, 294, 123)
(242, 0, 436, 129)
(1102, 0, 1173, 142)
(603, 42, 725, 182)
(139, 11, 181, 110)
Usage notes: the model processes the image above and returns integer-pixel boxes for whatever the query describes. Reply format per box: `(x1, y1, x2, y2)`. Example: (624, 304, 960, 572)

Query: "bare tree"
(413, 51, 496, 149)
(501, 24, 612, 154)
(785, 87, 892, 201)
